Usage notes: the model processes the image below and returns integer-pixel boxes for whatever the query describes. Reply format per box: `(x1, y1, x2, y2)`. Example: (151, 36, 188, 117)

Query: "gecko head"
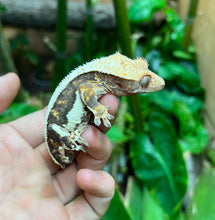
(118, 70, 165, 95)
(102, 53, 165, 94)
(112, 70, 165, 96)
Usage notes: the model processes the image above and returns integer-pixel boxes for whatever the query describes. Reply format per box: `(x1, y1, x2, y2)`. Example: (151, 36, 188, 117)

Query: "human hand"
(0, 73, 117, 219)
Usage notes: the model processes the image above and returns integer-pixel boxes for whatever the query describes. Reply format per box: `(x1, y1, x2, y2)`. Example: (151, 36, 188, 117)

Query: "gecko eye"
(140, 75, 151, 88)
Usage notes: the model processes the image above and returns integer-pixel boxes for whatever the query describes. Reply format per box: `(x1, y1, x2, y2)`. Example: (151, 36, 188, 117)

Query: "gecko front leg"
(79, 83, 115, 128)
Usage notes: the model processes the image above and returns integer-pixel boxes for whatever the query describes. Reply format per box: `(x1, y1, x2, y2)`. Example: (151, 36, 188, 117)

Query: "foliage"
(130, 116, 187, 214)
(101, 189, 131, 220)
(0, 102, 38, 123)
(186, 166, 215, 220)
(106, 0, 209, 218)
(102, 178, 186, 220)
(0, 0, 210, 219)
(0, 2, 5, 15)
(128, 0, 166, 23)
(9, 34, 39, 66)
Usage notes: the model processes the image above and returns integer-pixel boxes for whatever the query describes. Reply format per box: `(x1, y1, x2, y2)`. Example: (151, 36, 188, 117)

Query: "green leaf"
(143, 187, 168, 220)
(130, 113, 187, 215)
(149, 90, 203, 114)
(144, 187, 186, 220)
(0, 102, 38, 123)
(124, 177, 143, 220)
(26, 50, 39, 66)
(173, 50, 192, 60)
(186, 166, 215, 220)
(9, 34, 29, 51)
(101, 189, 131, 220)
(107, 125, 128, 143)
(128, 0, 166, 23)
(164, 8, 185, 43)
(173, 102, 208, 153)
(158, 61, 201, 94)
(207, 147, 215, 167)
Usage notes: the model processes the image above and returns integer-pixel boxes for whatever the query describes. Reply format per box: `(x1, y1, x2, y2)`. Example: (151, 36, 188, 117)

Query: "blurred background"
(0, 0, 215, 219)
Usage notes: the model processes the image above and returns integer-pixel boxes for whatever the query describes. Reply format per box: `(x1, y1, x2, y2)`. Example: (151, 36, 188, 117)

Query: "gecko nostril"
(140, 75, 151, 88)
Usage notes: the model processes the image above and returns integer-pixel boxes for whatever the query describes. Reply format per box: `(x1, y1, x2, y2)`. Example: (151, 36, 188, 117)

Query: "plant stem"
(0, 20, 17, 74)
(53, 0, 67, 88)
(113, 0, 143, 133)
(113, 0, 132, 57)
(182, 0, 199, 50)
(86, 0, 94, 61)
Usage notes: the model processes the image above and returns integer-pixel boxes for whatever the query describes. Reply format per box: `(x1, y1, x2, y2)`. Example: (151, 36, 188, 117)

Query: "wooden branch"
(0, 0, 116, 30)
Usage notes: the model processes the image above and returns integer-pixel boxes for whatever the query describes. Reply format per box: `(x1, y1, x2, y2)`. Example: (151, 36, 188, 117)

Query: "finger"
(66, 169, 115, 219)
(9, 108, 46, 148)
(98, 94, 119, 133)
(76, 125, 112, 170)
(0, 73, 20, 113)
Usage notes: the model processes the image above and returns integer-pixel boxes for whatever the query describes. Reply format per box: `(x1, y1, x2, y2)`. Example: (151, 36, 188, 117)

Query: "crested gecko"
(44, 53, 165, 168)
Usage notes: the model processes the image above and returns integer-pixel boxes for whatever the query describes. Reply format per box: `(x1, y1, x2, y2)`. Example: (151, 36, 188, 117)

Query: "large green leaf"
(101, 189, 131, 220)
(128, 0, 166, 23)
(186, 166, 215, 220)
(143, 187, 168, 220)
(130, 113, 187, 215)
(124, 177, 143, 220)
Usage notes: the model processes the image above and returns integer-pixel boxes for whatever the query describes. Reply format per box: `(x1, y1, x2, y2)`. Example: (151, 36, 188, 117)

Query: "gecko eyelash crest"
(44, 52, 165, 168)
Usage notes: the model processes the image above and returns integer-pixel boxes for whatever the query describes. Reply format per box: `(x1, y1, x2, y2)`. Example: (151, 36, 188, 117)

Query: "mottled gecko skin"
(44, 53, 165, 168)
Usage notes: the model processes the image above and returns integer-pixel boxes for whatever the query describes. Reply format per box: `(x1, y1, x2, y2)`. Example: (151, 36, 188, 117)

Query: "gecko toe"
(103, 118, 112, 128)
(94, 117, 101, 127)
(107, 113, 114, 120)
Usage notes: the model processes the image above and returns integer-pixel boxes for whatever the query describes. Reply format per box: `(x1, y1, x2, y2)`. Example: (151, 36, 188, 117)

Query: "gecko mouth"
(145, 81, 165, 93)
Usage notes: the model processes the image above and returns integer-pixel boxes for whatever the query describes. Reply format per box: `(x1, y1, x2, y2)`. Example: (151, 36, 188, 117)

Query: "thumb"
(0, 73, 20, 113)
(66, 169, 115, 219)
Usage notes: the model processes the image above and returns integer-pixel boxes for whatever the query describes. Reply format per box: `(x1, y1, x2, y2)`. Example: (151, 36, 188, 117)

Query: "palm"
(0, 125, 67, 219)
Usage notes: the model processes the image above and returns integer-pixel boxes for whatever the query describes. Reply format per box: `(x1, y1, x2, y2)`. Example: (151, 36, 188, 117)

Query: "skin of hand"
(0, 73, 117, 220)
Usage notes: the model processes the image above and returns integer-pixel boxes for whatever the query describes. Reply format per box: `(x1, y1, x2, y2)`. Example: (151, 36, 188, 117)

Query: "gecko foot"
(93, 105, 114, 128)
